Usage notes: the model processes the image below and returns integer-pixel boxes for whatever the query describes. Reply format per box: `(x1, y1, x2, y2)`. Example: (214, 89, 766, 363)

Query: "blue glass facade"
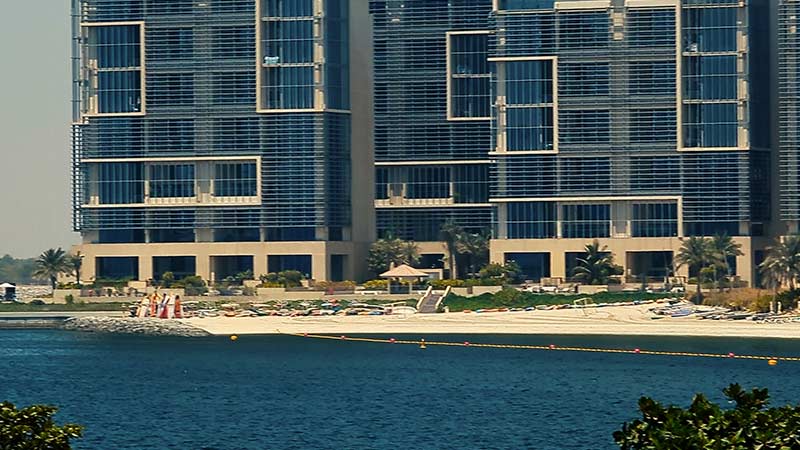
(780, 0, 800, 224)
(490, 0, 771, 243)
(369, 0, 493, 241)
(73, 0, 352, 244)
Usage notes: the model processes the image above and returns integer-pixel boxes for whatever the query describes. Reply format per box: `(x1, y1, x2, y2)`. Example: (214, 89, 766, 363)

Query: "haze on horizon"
(0, 2, 77, 258)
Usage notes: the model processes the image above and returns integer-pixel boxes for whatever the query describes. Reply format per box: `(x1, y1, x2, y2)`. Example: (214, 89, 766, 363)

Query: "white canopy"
(0, 283, 15, 289)
(380, 264, 428, 279)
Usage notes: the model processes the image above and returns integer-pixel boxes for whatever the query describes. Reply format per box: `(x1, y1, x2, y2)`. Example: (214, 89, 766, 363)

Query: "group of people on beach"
(135, 292, 184, 319)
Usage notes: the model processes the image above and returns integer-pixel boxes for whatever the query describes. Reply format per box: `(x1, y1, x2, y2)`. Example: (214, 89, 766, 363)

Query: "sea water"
(2, 330, 799, 449)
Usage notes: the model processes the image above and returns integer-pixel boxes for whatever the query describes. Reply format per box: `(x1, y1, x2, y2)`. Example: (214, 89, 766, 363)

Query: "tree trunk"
(696, 280, 702, 304)
(50, 276, 57, 290)
(76, 269, 81, 288)
(448, 247, 457, 280)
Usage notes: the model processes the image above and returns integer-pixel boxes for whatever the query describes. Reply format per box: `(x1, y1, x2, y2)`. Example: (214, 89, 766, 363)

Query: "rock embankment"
(61, 317, 209, 337)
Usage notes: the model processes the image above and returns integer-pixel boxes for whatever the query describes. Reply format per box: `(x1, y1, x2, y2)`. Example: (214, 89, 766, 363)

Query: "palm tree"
(571, 240, 618, 285)
(440, 222, 464, 280)
(675, 237, 711, 303)
(456, 231, 489, 278)
(760, 235, 800, 291)
(67, 252, 84, 288)
(709, 234, 743, 291)
(399, 240, 421, 267)
(33, 248, 69, 290)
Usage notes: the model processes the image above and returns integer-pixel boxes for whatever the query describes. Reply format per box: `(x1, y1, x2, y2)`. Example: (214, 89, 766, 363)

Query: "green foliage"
(66, 252, 83, 288)
(362, 279, 389, 290)
(33, 248, 70, 290)
(315, 280, 357, 292)
(0, 401, 83, 449)
(428, 279, 466, 289)
(160, 271, 176, 288)
(64, 295, 74, 306)
(760, 236, 800, 291)
(0, 255, 37, 285)
(478, 261, 522, 285)
(614, 384, 800, 450)
(171, 276, 207, 296)
(456, 231, 490, 278)
(571, 240, 622, 285)
(222, 270, 253, 286)
(259, 271, 305, 288)
(367, 236, 421, 274)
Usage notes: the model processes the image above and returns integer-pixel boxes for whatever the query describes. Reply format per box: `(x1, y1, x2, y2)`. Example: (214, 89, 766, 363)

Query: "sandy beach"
(182, 304, 800, 339)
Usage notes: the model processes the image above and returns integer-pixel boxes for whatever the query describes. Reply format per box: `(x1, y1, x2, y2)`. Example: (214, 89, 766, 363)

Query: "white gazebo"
(380, 265, 429, 294)
(0, 283, 16, 301)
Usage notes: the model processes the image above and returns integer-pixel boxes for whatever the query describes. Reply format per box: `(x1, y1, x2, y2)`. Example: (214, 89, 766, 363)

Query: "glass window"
(84, 24, 143, 114)
(149, 164, 195, 198)
(627, 9, 675, 47)
(503, 60, 555, 151)
(450, 33, 490, 118)
(98, 162, 144, 204)
(506, 202, 556, 239)
(562, 204, 610, 238)
(504, 253, 551, 282)
(498, 0, 555, 9)
(630, 109, 676, 143)
(683, 103, 738, 148)
(214, 162, 258, 197)
(632, 203, 678, 237)
(406, 167, 451, 199)
(682, 7, 737, 53)
(683, 55, 737, 100)
(559, 110, 610, 145)
(375, 167, 389, 200)
(559, 62, 609, 97)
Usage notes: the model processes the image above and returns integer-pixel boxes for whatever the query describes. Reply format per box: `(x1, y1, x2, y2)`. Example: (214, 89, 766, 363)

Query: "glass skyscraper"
(369, 0, 494, 276)
(488, 0, 772, 284)
(71, 0, 373, 283)
(370, 0, 772, 284)
(780, 0, 800, 232)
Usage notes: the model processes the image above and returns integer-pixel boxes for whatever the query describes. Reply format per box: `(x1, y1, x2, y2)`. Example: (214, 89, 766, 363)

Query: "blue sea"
(2, 330, 800, 449)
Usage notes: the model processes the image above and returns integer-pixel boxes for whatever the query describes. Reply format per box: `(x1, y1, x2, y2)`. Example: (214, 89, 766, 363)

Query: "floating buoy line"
(283, 333, 798, 366)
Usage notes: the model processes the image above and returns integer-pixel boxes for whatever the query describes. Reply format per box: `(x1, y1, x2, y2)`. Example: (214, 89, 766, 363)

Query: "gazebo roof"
(0, 283, 15, 289)
(380, 264, 429, 279)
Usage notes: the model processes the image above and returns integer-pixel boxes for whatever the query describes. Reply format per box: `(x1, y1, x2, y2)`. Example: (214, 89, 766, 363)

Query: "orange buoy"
(230, 335, 238, 341)
(768, 359, 778, 366)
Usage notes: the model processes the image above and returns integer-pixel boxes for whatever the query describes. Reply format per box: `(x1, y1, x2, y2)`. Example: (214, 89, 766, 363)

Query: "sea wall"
(61, 317, 209, 337)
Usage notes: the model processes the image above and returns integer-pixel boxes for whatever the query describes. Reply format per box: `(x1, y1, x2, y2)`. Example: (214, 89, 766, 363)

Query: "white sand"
(182, 305, 800, 339)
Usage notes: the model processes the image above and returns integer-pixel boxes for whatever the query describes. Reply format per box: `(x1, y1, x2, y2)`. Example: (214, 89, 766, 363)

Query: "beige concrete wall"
(349, 0, 376, 280)
(490, 237, 760, 285)
(76, 241, 363, 283)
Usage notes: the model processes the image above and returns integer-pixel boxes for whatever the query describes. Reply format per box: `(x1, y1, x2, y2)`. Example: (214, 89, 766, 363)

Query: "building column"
(550, 251, 566, 280)
(197, 255, 211, 283)
(138, 256, 153, 282)
(254, 254, 268, 279)
(312, 253, 328, 281)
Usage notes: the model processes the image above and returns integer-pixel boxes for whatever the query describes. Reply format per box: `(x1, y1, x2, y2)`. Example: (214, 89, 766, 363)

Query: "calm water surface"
(2, 330, 800, 449)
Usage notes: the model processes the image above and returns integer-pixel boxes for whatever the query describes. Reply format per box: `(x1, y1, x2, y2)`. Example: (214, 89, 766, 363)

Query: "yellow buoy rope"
(289, 333, 800, 364)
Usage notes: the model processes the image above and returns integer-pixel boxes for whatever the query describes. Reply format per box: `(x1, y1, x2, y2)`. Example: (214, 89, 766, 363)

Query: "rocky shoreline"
(61, 317, 210, 337)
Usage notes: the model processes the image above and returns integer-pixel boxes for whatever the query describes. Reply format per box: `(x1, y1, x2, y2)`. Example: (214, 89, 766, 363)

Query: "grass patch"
(442, 289, 677, 312)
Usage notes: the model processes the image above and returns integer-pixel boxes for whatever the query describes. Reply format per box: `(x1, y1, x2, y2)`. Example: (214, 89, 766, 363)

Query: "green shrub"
(64, 294, 74, 305)
(428, 279, 465, 289)
(362, 279, 388, 290)
(0, 402, 83, 449)
(614, 384, 800, 449)
(316, 280, 357, 291)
